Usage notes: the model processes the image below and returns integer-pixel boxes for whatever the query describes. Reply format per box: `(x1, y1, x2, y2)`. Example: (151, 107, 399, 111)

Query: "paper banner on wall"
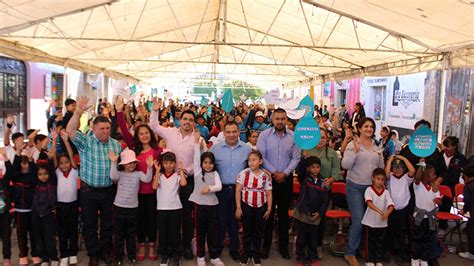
(408, 125, 437, 157)
(297, 95, 314, 117)
(221, 90, 234, 113)
(294, 114, 321, 150)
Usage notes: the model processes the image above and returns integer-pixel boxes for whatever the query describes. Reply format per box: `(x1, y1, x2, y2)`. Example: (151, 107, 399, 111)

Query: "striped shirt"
(237, 168, 272, 208)
(73, 131, 122, 188)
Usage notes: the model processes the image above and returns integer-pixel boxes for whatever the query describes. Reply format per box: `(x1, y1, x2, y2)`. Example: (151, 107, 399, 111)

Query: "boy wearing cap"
(384, 155, 416, 264)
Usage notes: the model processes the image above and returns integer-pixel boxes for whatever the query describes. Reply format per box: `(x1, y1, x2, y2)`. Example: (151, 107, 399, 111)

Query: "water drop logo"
(294, 114, 321, 150)
(297, 95, 314, 117)
(408, 125, 437, 157)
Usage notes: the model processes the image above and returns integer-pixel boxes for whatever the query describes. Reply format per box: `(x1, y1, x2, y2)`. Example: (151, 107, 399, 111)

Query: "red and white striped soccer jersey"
(237, 168, 272, 208)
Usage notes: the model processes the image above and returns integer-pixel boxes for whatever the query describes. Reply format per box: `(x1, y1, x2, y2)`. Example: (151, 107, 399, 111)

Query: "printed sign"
(201, 96, 208, 106)
(408, 125, 437, 157)
(294, 114, 321, 150)
(264, 88, 280, 105)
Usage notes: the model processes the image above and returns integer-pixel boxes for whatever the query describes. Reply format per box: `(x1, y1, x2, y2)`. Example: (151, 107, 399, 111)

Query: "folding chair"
(454, 183, 465, 206)
(437, 185, 464, 250)
(326, 182, 351, 257)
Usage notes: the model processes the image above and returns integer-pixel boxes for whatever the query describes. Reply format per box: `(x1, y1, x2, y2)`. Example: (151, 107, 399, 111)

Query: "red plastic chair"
(454, 183, 465, 204)
(326, 182, 351, 219)
(437, 185, 464, 248)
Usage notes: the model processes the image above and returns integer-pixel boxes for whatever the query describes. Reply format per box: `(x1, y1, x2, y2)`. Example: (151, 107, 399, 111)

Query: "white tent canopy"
(0, 0, 472, 87)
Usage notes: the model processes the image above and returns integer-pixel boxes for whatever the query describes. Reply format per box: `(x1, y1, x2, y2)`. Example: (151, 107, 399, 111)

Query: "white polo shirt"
(156, 172, 182, 210)
(388, 173, 414, 210)
(56, 168, 79, 203)
(413, 181, 440, 217)
(362, 186, 394, 228)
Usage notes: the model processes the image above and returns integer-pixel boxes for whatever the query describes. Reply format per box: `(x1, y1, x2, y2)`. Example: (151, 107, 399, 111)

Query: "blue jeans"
(217, 185, 239, 253)
(345, 180, 370, 256)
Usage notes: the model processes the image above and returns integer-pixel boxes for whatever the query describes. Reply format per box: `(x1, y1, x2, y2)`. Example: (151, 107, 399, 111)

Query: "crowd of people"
(0, 95, 473, 266)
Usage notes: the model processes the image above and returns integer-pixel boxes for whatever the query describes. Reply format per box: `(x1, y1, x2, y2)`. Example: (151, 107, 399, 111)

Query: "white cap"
(255, 111, 264, 117)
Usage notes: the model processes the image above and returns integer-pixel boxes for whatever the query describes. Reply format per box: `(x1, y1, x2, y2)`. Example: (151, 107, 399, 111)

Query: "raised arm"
(149, 98, 170, 139)
(385, 156, 394, 178)
(66, 96, 91, 140)
(60, 130, 77, 169)
(4, 114, 14, 146)
(115, 96, 136, 149)
(108, 150, 120, 181)
(140, 155, 154, 183)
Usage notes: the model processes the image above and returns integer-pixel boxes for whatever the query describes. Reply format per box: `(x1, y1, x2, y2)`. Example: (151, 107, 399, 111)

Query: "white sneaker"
(420, 261, 428, 266)
(50, 261, 59, 266)
(60, 258, 68, 266)
(411, 259, 420, 266)
(365, 263, 375, 266)
(69, 255, 78, 264)
(197, 257, 206, 266)
(41, 262, 49, 266)
(210, 258, 225, 266)
(459, 251, 474, 260)
(375, 263, 383, 266)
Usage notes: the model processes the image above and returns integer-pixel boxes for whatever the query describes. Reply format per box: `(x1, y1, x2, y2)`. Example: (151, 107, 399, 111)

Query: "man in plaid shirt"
(66, 96, 121, 266)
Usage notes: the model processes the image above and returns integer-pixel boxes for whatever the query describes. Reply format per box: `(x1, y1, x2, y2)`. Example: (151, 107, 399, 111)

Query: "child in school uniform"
(293, 156, 328, 266)
(235, 150, 272, 266)
(55, 130, 80, 266)
(384, 155, 416, 264)
(109, 149, 156, 265)
(458, 164, 474, 260)
(412, 164, 441, 266)
(153, 151, 187, 266)
(0, 150, 12, 266)
(362, 168, 394, 266)
(189, 131, 224, 266)
(9, 144, 41, 265)
(31, 153, 59, 266)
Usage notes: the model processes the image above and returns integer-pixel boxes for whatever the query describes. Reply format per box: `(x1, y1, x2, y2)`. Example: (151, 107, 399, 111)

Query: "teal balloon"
(297, 95, 314, 117)
(408, 125, 437, 157)
(294, 114, 321, 150)
(201, 96, 208, 106)
(221, 90, 234, 113)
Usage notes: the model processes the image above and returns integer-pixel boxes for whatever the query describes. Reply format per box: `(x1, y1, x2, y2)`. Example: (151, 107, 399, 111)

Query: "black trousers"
(180, 176, 194, 250)
(31, 212, 58, 262)
(57, 201, 79, 258)
(412, 219, 437, 262)
(80, 186, 115, 259)
(15, 211, 37, 258)
(365, 226, 385, 263)
(0, 210, 11, 259)
(195, 205, 219, 259)
(217, 185, 239, 253)
(242, 203, 266, 261)
(467, 219, 474, 254)
(386, 206, 409, 256)
(263, 182, 291, 251)
(295, 220, 318, 262)
(157, 209, 181, 258)
(137, 193, 157, 243)
(112, 206, 138, 262)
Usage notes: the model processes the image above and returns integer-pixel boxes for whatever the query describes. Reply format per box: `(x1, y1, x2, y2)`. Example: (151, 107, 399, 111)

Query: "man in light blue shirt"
(210, 121, 251, 261)
(257, 108, 301, 260)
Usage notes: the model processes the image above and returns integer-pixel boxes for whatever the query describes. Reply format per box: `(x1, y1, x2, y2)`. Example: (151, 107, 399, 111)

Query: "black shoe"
(89, 257, 100, 266)
(240, 257, 249, 265)
(253, 257, 262, 265)
(382, 253, 391, 264)
(261, 249, 270, 260)
(184, 248, 194, 260)
(230, 251, 240, 261)
(280, 249, 291, 260)
(170, 257, 180, 266)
